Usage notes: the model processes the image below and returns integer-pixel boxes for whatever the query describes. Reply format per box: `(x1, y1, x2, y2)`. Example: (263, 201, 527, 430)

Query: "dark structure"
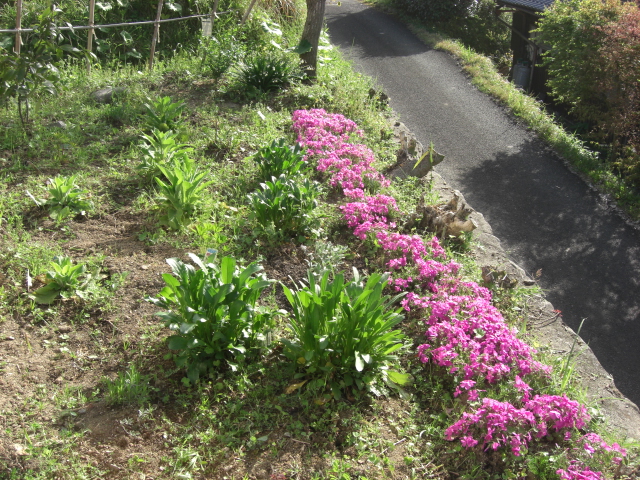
(496, 0, 555, 96)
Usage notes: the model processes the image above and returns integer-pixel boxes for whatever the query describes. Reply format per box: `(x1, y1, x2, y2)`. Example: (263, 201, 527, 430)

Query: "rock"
(405, 190, 477, 238)
(48, 120, 67, 129)
(389, 122, 445, 179)
(91, 87, 126, 104)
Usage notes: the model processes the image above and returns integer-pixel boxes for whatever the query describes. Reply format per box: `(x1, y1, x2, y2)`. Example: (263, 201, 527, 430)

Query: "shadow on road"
(451, 137, 640, 403)
(326, 7, 431, 60)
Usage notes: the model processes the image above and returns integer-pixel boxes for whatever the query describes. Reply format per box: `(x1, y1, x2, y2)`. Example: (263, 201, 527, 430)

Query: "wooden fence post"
(14, 0, 23, 55)
(148, 0, 164, 70)
(241, 0, 258, 25)
(211, 0, 219, 25)
(87, 0, 95, 72)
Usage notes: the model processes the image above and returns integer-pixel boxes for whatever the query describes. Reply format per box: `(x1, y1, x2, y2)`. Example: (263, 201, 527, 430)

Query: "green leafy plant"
(252, 138, 309, 180)
(302, 240, 349, 279)
(31, 256, 101, 304)
(281, 268, 410, 398)
(103, 363, 151, 406)
(137, 129, 194, 178)
(237, 53, 301, 94)
(27, 174, 94, 223)
(0, 6, 85, 127)
(143, 96, 186, 134)
(200, 32, 245, 81)
(248, 175, 319, 235)
(155, 162, 212, 230)
(147, 253, 276, 383)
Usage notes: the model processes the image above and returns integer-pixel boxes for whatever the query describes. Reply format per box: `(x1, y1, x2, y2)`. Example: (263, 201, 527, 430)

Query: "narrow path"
(325, 0, 640, 406)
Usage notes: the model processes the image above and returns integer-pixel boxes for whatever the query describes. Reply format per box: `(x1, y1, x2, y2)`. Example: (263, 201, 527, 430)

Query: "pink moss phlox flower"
(579, 433, 626, 458)
(291, 110, 615, 480)
(445, 398, 535, 456)
(514, 375, 532, 401)
(416, 288, 550, 386)
(524, 394, 590, 438)
(292, 109, 388, 199)
(340, 195, 398, 240)
(557, 461, 606, 480)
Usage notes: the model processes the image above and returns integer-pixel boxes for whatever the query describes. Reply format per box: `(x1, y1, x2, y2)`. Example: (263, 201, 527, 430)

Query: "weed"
(103, 363, 151, 406)
(248, 175, 320, 236)
(237, 53, 301, 95)
(252, 138, 309, 180)
(30, 256, 102, 305)
(155, 162, 213, 231)
(143, 96, 186, 135)
(27, 174, 93, 223)
(137, 129, 194, 179)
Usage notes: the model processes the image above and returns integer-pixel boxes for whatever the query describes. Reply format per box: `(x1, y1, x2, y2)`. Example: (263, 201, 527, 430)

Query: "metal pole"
(148, 0, 164, 70)
(87, 0, 95, 72)
(14, 0, 23, 54)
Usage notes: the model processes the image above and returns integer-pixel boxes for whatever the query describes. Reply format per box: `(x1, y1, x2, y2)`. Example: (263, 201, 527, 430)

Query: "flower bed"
(292, 108, 626, 479)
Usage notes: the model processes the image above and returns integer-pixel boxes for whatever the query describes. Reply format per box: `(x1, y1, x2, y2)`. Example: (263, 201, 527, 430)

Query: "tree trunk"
(299, 0, 326, 79)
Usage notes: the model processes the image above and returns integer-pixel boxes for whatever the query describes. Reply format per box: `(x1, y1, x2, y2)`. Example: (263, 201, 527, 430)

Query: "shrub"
(147, 254, 275, 383)
(597, 4, 640, 185)
(0, 6, 82, 126)
(281, 269, 410, 397)
(536, 0, 622, 123)
(537, 0, 640, 187)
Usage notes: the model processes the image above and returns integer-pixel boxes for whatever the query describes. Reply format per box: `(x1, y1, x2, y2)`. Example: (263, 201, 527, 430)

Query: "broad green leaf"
(292, 39, 312, 54)
(167, 335, 189, 350)
(220, 256, 236, 284)
(386, 370, 412, 386)
(32, 283, 61, 304)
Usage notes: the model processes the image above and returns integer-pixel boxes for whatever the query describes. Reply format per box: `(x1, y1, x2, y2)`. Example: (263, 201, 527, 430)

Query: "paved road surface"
(325, 0, 640, 405)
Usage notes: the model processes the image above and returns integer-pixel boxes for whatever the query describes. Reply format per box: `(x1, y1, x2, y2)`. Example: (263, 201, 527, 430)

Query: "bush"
(392, 0, 510, 60)
(536, 0, 640, 187)
(536, 0, 623, 124)
(148, 254, 275, 383)
(597, 4, 640, 185)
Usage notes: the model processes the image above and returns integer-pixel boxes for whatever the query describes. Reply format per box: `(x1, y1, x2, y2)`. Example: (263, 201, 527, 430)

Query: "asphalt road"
(325, 0, 640, 406)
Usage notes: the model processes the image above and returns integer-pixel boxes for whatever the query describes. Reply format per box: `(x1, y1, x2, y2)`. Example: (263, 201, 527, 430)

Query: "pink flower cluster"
(340, 194, 398, 240)
(290, 109, 625, 477)
(556, 435, 626, 480)
(557, 462, 606, 480)
(413, 285, 551, 388)
(292, 109, 388, 198)
(445, 395, 589, 457)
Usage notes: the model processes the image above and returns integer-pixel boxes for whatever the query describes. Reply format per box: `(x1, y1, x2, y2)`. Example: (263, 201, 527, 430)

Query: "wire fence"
(2, 0, 243, 70)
